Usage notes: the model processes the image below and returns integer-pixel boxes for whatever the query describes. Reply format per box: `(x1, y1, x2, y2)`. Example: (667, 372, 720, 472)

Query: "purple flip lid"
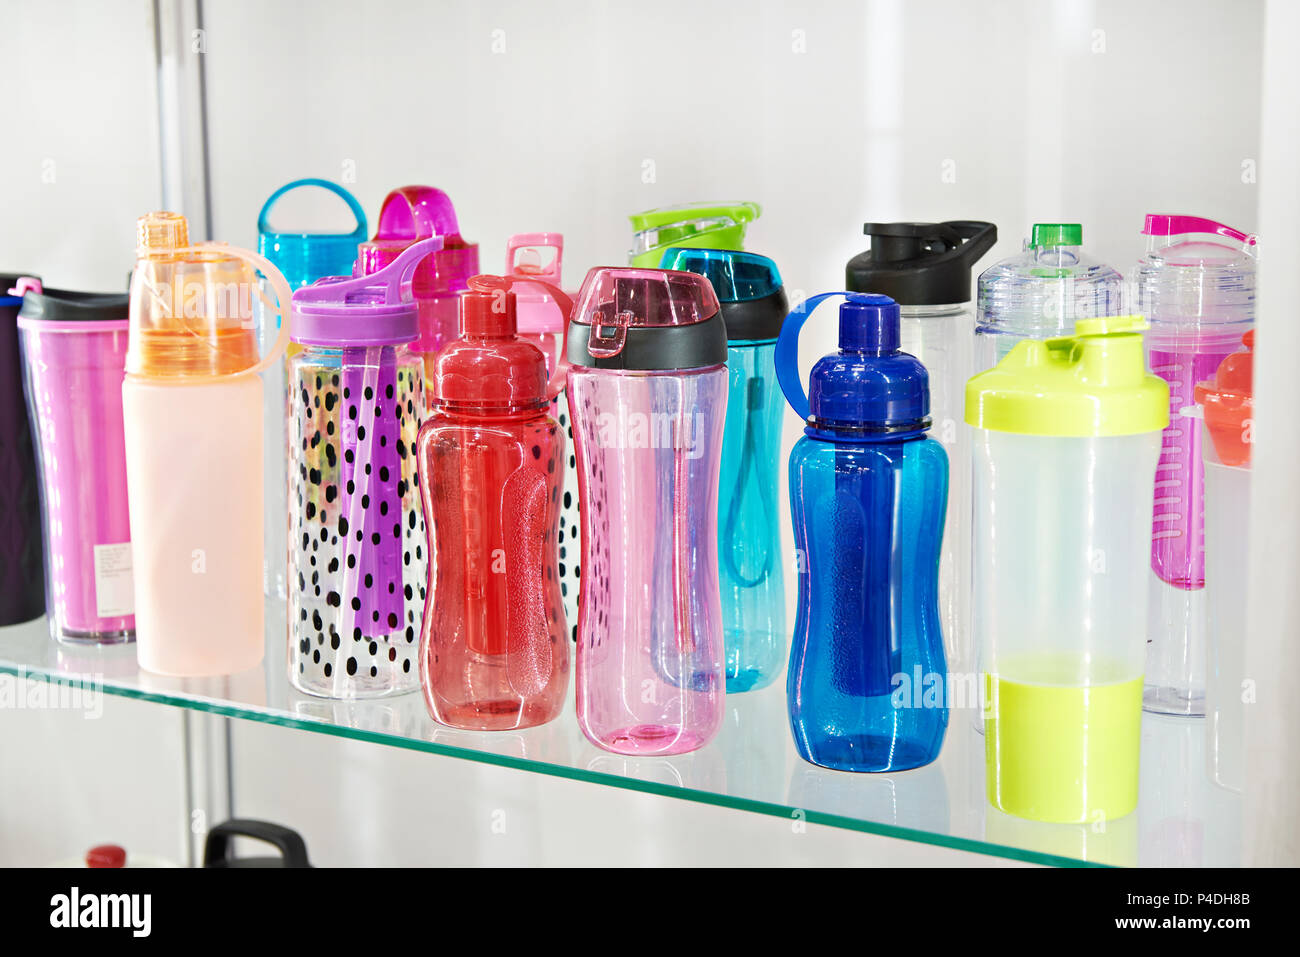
(292, 237, 443, 347)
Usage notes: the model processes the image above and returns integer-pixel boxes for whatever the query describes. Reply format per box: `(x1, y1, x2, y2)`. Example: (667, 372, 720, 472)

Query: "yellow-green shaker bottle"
(966, 316, 1168, 824)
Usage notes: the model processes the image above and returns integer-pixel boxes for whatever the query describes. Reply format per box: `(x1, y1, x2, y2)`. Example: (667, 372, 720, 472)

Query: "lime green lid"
(965, 315, 1169, 437)
(1030, 223, 1083, 248)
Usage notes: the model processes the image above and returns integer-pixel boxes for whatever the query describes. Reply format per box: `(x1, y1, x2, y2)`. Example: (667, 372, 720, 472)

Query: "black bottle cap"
(846, 221, 997, 305)
(18, 288, 129, 322)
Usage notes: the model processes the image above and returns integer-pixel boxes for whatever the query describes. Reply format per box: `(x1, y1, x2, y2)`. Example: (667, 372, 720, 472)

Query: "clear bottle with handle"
(660, 247, 788, 693)
(1135, 214, 1257, 716)
(124, 212, 292, 676)
(777, 292, 949, 773)
(257, 179, 368, 601)
(567, 267, 728, 755)
(967, 315, 1167, 823)
(1195, 331, 1254, 792)
(846, 221, 995, 683)
(356, 186, 478, 401)
(286, 239, 438, 698)
(628, 202, 760, 268)
(418, 273, 572, 730)
(505, 233, 581, 644)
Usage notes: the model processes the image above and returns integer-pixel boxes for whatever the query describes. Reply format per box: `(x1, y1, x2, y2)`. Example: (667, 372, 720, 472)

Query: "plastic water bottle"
(777, 292, 949, 773)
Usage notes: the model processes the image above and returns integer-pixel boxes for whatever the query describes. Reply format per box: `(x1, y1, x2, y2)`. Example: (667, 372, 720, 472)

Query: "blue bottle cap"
(257, 179, 369, 290)
(776, 292, 930, 437)
(659, 247, 787, 341)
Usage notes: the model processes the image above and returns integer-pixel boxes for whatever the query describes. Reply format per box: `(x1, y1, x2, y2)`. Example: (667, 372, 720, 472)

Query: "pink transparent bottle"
(1135, 215, 1256, 716)
(568, 267, 728, 755)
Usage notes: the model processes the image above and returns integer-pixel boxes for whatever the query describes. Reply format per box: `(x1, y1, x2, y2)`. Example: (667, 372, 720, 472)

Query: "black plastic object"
(0, 273, 45, 626)
(846, 221, 997, 305)
(17, 288, 129, 322)
(203, 819, 312, 868)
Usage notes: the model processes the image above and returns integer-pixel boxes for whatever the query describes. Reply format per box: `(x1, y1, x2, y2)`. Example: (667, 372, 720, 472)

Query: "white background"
(0, 0, 1286, 865)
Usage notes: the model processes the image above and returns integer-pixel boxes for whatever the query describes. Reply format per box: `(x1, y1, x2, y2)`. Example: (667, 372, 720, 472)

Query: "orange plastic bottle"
(123, 212, 291, 676)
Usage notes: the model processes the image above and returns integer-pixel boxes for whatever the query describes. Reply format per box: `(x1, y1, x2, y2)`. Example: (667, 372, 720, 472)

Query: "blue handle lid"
(775, 292, 930, 436)
(258, 178, 369, 290)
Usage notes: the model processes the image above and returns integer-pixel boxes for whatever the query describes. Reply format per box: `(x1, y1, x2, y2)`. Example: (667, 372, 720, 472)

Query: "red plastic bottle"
(417, 275, 572, 730)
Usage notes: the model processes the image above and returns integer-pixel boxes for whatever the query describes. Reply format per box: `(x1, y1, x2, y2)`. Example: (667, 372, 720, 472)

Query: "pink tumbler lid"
(355, 186, 479, 298)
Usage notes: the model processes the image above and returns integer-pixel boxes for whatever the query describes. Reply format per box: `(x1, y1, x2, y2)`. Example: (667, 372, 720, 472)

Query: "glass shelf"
(0, 604, 1243, 868)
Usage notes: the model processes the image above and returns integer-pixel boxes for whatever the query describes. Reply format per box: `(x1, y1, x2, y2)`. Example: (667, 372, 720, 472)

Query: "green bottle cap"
(965, 314, 1169, 437)
(1030, 223, 1083, 248)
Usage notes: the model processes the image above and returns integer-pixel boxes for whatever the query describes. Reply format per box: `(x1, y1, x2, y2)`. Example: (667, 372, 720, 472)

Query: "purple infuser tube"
(1135, 215, 1256, 717)
(15, 283, 134, 641)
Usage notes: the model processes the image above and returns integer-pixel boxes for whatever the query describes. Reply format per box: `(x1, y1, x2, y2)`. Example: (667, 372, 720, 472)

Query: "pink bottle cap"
(506, 233, 571, 335)
(355, 186, 479, 297)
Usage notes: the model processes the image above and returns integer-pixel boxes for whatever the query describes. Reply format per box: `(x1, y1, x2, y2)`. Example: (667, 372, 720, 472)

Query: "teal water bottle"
(661, 247, 787, 692)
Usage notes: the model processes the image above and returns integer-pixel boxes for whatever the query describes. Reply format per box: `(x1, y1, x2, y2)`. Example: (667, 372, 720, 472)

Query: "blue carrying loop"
(774, 290, 857, 422)
(257, 178, 368, 240)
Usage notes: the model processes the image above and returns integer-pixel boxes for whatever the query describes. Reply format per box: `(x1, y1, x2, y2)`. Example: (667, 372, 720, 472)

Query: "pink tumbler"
(17, 283, 134, 642)
(567, 267, 728, 755)
(1135, 215, 1256, 716)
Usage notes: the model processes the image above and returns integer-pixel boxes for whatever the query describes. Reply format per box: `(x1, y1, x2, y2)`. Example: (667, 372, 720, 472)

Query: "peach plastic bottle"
(123, 212, 291, 676)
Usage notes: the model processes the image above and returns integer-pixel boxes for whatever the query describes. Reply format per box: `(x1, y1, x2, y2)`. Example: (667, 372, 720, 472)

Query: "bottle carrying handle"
(256, 178, 367, 241)
(509, 275, 573, 402)
(1142, 214, 1258, 250)
(862, 220, 998, 267)
(164, 246, 295, 380)
(775, 291, 857, 422)
(375, 185, 461, 240)
(506, 232, 564, 284)
(294, 237, 444, 308)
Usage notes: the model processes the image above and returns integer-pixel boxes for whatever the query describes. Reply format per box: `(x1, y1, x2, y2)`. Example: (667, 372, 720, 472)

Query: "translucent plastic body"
(1143, 330, 1237, 715)
(20, 322, 134, 642)
(1203, 451, 1247, 793)
(787, 434, 949, 772)
(1137, 231, 1253, 716)
(973, 431, 1160, 822)
(570, 366, 726, 755)
(718, 340, 785, 691)
(418, 407, 568, 730)
(899, 304, 972, 677)
(974, 243, 1124, 370)
(123, 376, 264, 676)
(287, 346, 426, 698)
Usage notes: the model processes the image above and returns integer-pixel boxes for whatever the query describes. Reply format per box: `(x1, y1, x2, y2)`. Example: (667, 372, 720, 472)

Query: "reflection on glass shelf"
(0, 605, 1244, 867)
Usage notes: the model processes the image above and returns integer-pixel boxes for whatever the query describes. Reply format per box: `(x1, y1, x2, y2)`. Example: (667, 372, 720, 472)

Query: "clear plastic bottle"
(776, 292, 949, 773)
(1135, 215, 1257, 716)
(975, 223, 1124, 369)
(568, 267, 728, 756)
(1195, 331, 1254, 792)
(660, 247, 788, 693)
(846, 221, 996, 683)
(286, 239, 437, 698)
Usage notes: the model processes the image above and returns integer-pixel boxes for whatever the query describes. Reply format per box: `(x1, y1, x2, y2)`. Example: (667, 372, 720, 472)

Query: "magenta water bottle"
(567, 267, 728, 755)
(1135, 215, 1256, 716)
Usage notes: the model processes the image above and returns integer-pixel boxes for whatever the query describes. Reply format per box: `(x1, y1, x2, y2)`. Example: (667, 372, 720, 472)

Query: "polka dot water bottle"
(1134, 215, 1257, 716)
(286, 239, 441, 698)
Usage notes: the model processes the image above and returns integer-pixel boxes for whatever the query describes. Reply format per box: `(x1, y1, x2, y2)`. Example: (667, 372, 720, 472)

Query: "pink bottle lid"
(1141, 214, 1257, 247)
(355, 186, 479, 297)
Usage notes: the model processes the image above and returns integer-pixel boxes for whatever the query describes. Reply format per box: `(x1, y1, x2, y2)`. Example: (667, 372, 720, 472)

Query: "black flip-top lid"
(846, 221, 997, 305)
(18, 287, 129, 322)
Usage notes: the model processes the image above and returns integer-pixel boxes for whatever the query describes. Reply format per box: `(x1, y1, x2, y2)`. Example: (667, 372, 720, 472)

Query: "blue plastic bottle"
(661, 247, 787, 692)
(775, 292, 949, 772)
